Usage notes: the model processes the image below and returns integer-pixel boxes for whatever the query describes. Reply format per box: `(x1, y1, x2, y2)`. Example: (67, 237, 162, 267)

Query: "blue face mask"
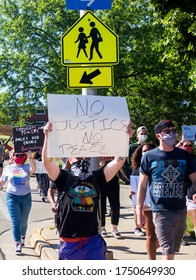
(161, 132, 177, 147)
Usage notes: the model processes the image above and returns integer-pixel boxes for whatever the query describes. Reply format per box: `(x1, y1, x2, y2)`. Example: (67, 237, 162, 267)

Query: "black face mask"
(71, 159, 90, 179)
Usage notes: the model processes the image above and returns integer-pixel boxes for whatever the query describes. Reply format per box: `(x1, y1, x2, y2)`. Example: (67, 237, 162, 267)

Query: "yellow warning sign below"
(67, 66, 114, 88)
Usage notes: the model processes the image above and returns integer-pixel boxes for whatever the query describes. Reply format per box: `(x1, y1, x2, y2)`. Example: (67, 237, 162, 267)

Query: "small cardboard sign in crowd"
(13, 125, 44, 153)
(182, 125, 196, 141)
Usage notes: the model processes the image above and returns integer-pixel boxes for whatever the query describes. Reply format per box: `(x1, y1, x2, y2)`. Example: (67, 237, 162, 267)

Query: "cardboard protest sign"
(47, 94, 130, 157)
(35, 160, 47, 174)
(13, 125, 44, 153)
(182, 125, 196, 140)
(130, 175, 151, 207)
(0, 125, 13, 136)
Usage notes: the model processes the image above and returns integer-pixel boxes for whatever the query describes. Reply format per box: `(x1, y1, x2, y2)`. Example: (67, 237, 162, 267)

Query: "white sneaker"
(111, 229, 121, 239)
(134, 228, 146, 236)
(15, 243, 22, 255)
(101, 229, 108, 238)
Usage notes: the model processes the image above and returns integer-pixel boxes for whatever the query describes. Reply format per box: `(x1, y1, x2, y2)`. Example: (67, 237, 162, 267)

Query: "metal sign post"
(80, 10, 99, 170)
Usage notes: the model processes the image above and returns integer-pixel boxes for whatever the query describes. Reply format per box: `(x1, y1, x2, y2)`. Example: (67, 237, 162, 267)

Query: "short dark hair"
(154, 120, 174, 134)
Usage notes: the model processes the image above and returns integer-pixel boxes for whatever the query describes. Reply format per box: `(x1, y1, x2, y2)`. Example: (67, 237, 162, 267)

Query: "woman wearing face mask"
(0, 151, 36, 255)
(176, 135, 194, 155)
(127, 126, 149, 236)
(130, 142, 159, 259)
(182, 141, 194, 155)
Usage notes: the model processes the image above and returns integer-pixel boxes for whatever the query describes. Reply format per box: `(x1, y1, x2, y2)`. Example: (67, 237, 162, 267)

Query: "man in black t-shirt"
(136, 120, 196, 260)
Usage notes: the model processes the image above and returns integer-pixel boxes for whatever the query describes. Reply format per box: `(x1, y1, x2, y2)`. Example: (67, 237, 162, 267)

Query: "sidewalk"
(30, 185, 196, 260)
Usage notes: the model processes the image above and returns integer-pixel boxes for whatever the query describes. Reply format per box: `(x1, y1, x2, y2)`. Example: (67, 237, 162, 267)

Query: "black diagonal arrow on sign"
(80, 69, 101, 84)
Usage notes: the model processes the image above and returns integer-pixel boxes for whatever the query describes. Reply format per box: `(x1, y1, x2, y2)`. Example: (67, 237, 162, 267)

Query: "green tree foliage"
(0, 0, 79, 125)
(150, 0, 195, 58)
(0, 0, 195, 135)
(150, 0, 196, 90)
(99, 0, 195, 135)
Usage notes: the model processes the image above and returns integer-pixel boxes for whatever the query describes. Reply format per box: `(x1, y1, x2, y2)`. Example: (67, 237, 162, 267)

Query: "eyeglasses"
(14, 154, 25, 158)
(161, 129, 176, 134)
(183, 144, 192, 147)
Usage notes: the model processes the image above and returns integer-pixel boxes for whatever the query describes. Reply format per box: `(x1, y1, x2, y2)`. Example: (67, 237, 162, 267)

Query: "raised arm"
(42, 122, 60, 181)
(103, 156, 126, 182)
(103, 123, 133, 182)
(175, 132, 184, 148)
(27, 151, 36, 174)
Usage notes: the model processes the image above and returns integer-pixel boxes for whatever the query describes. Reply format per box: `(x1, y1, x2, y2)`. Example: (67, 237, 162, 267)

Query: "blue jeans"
(40, 174, 50, 196)
(6, 192, 32, 243)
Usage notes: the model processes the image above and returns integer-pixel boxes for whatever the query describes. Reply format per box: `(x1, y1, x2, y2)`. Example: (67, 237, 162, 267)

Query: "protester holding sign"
(42, 121, 133, 260)
(0, 151, 36, 255)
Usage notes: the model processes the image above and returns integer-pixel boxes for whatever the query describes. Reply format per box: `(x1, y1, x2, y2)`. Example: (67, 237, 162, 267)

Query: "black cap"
(154, 120, 174, 134)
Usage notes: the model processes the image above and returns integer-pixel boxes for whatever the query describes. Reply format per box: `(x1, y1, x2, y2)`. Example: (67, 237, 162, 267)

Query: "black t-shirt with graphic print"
(140, 147, 196, 212)
(54, 168, 106, 238)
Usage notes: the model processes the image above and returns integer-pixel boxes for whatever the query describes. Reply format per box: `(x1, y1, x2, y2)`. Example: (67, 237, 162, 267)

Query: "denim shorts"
(152, 208, 187, 255)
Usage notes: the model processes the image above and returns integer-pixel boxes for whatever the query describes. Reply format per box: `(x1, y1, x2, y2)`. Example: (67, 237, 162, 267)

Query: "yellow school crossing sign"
(61, 11, 119, 65)
(67, 66, 114, 88)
